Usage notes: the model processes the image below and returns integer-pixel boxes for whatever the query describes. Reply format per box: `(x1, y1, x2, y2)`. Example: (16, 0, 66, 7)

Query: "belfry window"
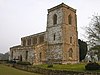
(53, 14, 57, 25)
(68, 14, 72, 25)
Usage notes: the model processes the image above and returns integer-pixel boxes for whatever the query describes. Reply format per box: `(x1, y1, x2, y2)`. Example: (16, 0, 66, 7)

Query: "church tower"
(46, 3, 79, 64)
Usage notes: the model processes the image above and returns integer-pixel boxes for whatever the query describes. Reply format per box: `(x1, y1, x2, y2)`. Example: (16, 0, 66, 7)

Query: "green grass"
(0, 64, 42, 75)
(35, 63, 100, 72)
(35, 63, 87, 71)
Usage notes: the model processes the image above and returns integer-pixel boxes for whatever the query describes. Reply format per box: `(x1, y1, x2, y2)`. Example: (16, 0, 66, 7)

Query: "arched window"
(26, 51, 28, 61)
(68, 14, 72, 25)
(39, 35, 44, 43)
(22, 39, 26, 46)
(39, 52, 42, 62)
(19, 55, 22, 61)
(27, 38, 31, 45)
(53, 33, 56, 40)
(32, 37, 37, 45)
(53, 14, 57, 25)
(70, 37, 72, 43)
(68, 48, 73, 58)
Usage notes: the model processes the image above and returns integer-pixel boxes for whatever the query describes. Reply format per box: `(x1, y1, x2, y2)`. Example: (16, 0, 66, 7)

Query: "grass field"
(0, 64, 42, 75)
(35, 63, 86, 71)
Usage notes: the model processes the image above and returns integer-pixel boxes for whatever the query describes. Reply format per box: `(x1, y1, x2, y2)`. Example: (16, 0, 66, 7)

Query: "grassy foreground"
(0, 64, 42, 75)
(35, 63, 86, 71)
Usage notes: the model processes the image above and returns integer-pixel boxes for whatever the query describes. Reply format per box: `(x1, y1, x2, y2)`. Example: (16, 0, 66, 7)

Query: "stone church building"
(10, 3, 79, 64)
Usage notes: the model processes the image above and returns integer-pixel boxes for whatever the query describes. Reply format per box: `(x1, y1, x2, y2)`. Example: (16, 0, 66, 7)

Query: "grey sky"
(0, 0, 100, 53)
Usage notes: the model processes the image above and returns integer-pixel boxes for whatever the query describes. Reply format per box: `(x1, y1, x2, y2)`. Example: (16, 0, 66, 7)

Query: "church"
(10, 3, 79, 64)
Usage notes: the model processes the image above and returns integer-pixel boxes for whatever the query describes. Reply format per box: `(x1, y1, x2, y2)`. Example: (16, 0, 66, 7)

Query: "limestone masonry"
(10, 3, 79, 64)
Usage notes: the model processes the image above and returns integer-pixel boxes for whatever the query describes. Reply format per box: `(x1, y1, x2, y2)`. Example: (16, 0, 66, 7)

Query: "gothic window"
(39, 35, 44, 43)
(32, 37, 37, 45)
(11, 51, 13, 59)
(68, 14, 72, 25)
(19, 55, 22, 61)
(39, 52, 42, 62)
(70, 37, 72, 43)
(27, 38, 31, 45)
(53, 33, 56, 41)
(26, 51, 28, 61)
(68, 48, 73, 58)
(23, 39, 26, 46)
(53, 14, 57, 25)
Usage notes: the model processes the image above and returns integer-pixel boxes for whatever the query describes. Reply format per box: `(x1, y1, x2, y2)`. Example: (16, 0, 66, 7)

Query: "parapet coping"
(48, 3, 76, 13)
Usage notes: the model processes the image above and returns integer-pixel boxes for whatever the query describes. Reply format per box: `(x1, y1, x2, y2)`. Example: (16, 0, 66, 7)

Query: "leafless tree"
(86, 15, 100, 46)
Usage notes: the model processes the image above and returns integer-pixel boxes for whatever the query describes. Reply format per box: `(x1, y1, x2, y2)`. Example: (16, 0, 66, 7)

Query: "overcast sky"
(0, 0, 100, 53)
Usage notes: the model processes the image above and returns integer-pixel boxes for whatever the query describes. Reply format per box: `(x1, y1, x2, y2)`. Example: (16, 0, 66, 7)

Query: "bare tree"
(86, 15, 100, 46)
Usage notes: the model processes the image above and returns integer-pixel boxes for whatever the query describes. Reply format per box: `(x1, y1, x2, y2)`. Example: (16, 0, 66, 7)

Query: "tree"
(86, 15, 100, 60)
(86, 15, 100, 46)
(78, 39, 88, 61)
(90, 45, 100, 60)
(0, 52, 9, 60)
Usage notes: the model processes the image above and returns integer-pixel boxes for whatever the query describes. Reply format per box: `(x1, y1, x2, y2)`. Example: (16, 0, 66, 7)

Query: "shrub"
(7, 60, 16, 64)
(16, 61, 31, 65)
(47, 64, 53, 68)
(85, 62, 100, 70)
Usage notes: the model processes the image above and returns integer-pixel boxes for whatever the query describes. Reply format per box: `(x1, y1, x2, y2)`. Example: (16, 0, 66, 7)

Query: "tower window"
(68, 48, 73, 58)
(39, 52, 42, 62)
(70, 37, 72, 43)
(68, 14, 72, 25)
(53, 14, 57, 25)
(53, 33, 56, 40)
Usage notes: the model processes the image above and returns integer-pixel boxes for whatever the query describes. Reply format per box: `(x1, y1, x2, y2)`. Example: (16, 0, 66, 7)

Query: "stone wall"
(10, 32, 47, 65)
(10, 43, 47, 65)
(10, 46, 34, 63)
(13, 64, 100, 75)
(33, 43, 47, 65)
